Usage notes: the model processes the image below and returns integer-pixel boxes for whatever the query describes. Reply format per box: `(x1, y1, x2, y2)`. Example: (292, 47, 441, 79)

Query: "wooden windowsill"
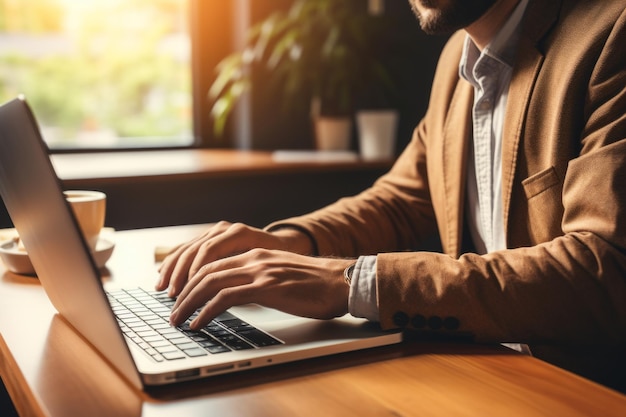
(51, 149, 393, 183)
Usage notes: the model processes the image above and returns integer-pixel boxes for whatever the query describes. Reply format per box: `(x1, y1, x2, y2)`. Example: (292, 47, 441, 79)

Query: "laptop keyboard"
(107, 288, 282, 363)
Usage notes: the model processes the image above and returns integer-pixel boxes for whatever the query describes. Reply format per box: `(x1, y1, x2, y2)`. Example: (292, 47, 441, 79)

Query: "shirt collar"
(459, 0, 529, 80)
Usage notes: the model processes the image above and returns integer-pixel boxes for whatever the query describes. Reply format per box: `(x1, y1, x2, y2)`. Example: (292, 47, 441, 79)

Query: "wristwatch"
(343, 262, 356, 286)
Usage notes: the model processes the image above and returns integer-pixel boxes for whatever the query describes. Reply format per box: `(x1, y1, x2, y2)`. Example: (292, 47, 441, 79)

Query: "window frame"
(189, 0, 237, 151)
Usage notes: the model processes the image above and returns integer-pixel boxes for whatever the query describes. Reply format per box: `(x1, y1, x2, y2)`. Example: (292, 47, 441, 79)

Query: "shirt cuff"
(348, 255, 379, 322)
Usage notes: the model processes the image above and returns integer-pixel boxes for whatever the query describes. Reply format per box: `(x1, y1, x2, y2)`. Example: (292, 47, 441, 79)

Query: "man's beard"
(409, 0, 498, 35)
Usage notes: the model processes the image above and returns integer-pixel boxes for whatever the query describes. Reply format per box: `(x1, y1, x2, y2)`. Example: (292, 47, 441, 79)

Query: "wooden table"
(1, 225, 626, 417)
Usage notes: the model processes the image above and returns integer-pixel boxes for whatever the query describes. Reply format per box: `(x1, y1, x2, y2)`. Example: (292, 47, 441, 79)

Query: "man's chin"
(409, 0, 499, 35)
(419, 13, 463, 35)
(417, 0, 439, 7)
(411, 2, 460, 35)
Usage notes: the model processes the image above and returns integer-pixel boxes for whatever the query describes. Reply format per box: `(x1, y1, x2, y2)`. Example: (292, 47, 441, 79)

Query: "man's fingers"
(189, 284, 258, 329)
(186, 224, 268, 277)
(164, 241, 205, 296)
(155, 243, 190, 291)
(157, 222, 257, 295)
(170, 262, 253, 326)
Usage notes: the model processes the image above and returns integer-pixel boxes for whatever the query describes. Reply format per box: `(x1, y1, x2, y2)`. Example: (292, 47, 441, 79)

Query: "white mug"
(63, 190, 106, 251)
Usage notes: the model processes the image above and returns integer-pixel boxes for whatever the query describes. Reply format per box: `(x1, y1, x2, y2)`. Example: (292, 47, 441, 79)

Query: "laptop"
(0, 96, 402, 388)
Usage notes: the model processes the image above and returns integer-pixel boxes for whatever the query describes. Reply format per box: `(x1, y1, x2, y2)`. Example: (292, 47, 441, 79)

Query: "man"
(158, 0, 626, 390)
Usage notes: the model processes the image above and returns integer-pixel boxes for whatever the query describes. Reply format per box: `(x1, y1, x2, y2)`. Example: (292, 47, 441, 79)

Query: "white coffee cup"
(63, 190, 106, 251)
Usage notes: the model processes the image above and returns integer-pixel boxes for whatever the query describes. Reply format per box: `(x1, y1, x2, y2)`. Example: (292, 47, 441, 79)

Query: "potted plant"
(354, 78, 400, 160)
(209, 0, 396, 151)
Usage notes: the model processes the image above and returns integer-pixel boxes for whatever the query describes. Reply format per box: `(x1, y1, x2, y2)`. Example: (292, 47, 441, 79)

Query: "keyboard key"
(205, 345, 231, 354)
(216, 334, 255, 350)
(151, 354, 164, 363)
(213, 311, 238, 322)
(148, 340, 171, 349)
(152, 323, 170, 331)
(155, 345, 178, 354)
(184, 347, 208, 357)
(162, 351, 186, 360)
(159, 328, 182, 337)
(238, 329, 282, 347)
(143, 335, 166, 343)
(173, 342, 198, 351)
(219, 318, 251, 330)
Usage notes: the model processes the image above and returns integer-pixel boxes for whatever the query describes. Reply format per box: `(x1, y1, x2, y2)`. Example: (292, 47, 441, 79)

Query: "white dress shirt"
(349, 0, 529, 322)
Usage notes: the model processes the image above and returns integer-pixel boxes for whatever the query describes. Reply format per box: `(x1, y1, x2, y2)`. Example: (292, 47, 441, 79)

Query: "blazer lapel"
(442, 80, 473, 257)
(501, 0, 561, 241)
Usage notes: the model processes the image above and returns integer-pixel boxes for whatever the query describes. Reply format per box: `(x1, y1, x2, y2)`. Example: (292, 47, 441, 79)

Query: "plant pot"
(356, 110, 398, 160)
(314, 116, 352, 151)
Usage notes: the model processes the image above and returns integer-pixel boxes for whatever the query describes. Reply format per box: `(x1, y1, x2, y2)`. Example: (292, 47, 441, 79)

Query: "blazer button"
(427, 316, 443, 330)
(411, 314, 426, 329)
(392, 311, 410, 327)
(443, 316, 460, 330)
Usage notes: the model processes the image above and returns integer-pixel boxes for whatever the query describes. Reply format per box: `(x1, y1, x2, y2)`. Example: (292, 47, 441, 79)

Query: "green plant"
(209, 0, 396, 137)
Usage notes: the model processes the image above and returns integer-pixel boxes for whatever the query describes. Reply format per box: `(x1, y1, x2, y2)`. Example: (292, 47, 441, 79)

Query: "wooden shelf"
(39, 149, 393, 230)
(51, 149, 393, 183)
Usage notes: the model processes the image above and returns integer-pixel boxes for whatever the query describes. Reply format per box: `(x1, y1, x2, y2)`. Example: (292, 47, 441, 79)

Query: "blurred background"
(0, 0, 449, 230)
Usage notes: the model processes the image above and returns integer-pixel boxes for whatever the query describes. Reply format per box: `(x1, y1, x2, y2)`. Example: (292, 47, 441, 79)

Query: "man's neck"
(465, 0, 521, 50)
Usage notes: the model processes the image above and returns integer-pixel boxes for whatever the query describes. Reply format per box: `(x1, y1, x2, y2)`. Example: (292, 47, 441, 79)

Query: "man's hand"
(168, 248, 354, 329)
(156, 221, 314, 297)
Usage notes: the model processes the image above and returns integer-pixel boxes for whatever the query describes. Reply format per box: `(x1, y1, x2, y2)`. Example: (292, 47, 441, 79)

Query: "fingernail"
(169, 309, 178, 326)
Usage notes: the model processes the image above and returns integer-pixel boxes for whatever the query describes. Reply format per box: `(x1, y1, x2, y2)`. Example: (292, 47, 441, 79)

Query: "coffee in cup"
(63, 190, 106, 251)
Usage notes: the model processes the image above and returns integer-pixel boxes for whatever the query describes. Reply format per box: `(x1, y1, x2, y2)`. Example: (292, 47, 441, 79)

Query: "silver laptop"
(0, 96, 402, 388)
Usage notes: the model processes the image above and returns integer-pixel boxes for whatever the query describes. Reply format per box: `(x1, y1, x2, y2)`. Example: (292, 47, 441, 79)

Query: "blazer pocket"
(522, 166, 560, 199)
(521, 166, 564, 243)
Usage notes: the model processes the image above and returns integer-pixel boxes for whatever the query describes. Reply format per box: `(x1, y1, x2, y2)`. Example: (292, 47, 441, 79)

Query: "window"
(0, 0, 194, 149)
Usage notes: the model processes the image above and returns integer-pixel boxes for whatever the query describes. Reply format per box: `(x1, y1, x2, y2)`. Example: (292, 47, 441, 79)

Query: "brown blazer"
(268, 0, 626, 348)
